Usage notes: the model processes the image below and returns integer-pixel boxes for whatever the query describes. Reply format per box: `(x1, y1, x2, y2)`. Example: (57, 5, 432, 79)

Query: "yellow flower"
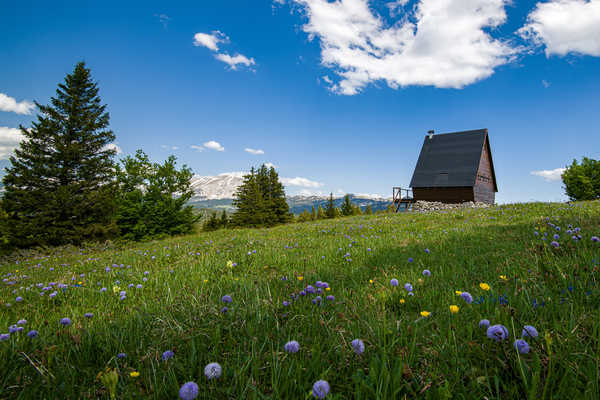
(234, 277, 239, 281)
(479, 283, 491, 291)
(78, 281, 83, 285)
(455, 290, 462, 296)
(399, 299, 405, 304)
(130, 371, 140, 378)
(369, 279, 374, 284)
(499, 275, 507, 281)
(297, 276, 304, 281)
(325, 287, 331, 291)
(226, 260, 234, 268)
(449, 305, 459, 314)
(112, 286, 121, 294)
(418, 278, 423, 284)
(203, 279, 208, 283)
(420, 311, 431, 317)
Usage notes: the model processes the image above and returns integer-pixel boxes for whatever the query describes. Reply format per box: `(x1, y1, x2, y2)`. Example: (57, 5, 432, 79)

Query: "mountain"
(189, 172, 244, 200)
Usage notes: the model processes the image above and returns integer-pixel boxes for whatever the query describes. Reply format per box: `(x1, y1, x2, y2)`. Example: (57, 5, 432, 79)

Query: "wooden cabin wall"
(474, 135, 496, 204)
(413, 187, 474, 203)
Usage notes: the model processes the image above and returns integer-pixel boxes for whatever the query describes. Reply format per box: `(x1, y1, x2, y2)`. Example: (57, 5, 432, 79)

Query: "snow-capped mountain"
(189, 172, 244, 200)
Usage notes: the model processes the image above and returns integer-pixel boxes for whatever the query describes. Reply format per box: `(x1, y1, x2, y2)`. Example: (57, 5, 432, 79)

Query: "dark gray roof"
(409, 129, 496, 189)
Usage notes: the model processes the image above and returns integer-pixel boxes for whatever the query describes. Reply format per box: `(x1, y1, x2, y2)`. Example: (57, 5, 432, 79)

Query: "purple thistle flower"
(351, 339, 365, 355)
(0, 333, 9, 341)
(460, 292, 473, 304)
(60, 317, 71, 326)
(204, 362, 222, 379)
(514, 339, 530, 354)
(479, 319, 490, 329)
(312, 380, 330, 399)
(162, 350, 174, 360)
(284, 340, 300, 353)
(390, 279, 399, 287)
(117, 353, 127, 359)
(486, 324, 509, 342)
(27, 330, 38, 338)
(404, 283, 413, 292)
(326, 295, 335, 302)
(179, 381, 199, 400)
(221, 295, 232, 303)
(84, 313, 93, 318)
(422, 269, 431, 276)
(522, 325, 538, 338)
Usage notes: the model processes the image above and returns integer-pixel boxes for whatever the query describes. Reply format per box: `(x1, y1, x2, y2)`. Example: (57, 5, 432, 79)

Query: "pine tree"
(2, 61, 117, 247)
(267, 166, 291, 224)
(364, 204, 373, 215)
(311, 206, 316, 221)
(325, 193, 336, 219)
(203, 211, 219, 231)
(317, 205, 325, 219)
(341, 194, 354, 216)
(219, 210, 228, 228)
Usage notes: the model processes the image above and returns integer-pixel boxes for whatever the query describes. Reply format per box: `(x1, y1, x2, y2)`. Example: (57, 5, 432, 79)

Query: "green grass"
(1, 201, 600, 399)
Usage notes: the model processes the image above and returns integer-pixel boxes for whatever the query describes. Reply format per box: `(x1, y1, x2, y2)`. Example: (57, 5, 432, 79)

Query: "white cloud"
(0, 126, 25, 159)
(531, 167, 566, 182)
(264, 162, 277, 169)
(193, 31, 228, 51)
(155, 13, 171, 29)
(102, 143, 123, 154)
(295, 188, 327, 196)
(291, 0, 517, 95)
(281, 176, 324, 188)
(190, 145, 204, 152)
(519, 0, 600, 57)
(0, 93, 35, 115)
(214, 53, 256, 70)
(161, 145, 179, 150)
(354, 192, 389, 199)
(542, 79, 551, 88)
(245, 148, 264, 155)
(203, 140, 225, 151)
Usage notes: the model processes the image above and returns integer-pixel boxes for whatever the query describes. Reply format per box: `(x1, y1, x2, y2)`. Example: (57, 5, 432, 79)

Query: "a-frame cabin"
(408, 129, 497, 204)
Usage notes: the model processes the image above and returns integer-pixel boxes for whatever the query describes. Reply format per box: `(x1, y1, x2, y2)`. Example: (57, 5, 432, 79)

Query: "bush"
(562, 157, 600, 201)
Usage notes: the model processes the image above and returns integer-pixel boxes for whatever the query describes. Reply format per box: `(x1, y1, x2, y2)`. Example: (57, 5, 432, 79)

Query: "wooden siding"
(413, 187, 474, 203)
(474, 135, 495, 204)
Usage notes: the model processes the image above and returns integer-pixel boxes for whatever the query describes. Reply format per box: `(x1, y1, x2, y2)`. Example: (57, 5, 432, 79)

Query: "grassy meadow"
(1, 201, 600, 399)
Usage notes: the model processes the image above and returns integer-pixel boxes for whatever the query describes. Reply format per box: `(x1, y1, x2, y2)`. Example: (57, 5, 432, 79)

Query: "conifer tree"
(2, 61, 117, 246)
(325, 193, 336, 219)
(317, 205, 325, 219)
(267, 166, 291, 224)
(341, 194, 354, 216)
(364, 204, 373, 215)
(219, 210, 228, 228)
(311, 205, 316, 221)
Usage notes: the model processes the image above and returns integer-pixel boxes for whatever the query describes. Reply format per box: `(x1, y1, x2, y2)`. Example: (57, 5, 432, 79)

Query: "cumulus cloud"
(519, 0, 600, 57)
(155, 13, 171, 29)
(161, 145, 179, 150)
(0, 93, 35, 115)
(102, 143, 123, 154)
(214, 53, 256, 70)
(291, 0, 517, 95)
(281, 176, 324, 188)
(203, 140, 225, 151)
(531, 167, 566, 182)
(245, 148, 264, 155)
(193, 31, 229, 51)
(0, 126, 25, 159)
(190, 145, 204, 152)
(264, 162, 277, 169)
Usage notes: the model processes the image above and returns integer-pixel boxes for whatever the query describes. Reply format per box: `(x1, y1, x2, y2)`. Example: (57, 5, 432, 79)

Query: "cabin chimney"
(427, 130, 434, 139)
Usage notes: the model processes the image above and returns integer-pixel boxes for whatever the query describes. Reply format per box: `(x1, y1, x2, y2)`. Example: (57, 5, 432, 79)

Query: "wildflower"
(306, 285, 316, 294)
(100, 287, 107, 293)
(325, 287, 331, 291)
(112, 286, 120, 294)
(369, 279, 373, 284)
(136, 284, 143, 289)
(326, 295, 335, 302)
(592, 236, 599, 243)
(399, 299, 405, 304)
(117, 353, 127, 359)
(514, 339, 530, 354)
(455, 290, 462, 295)
(282, 301, 290, 306)
(221, 307, 228, 313)
(408, 258, 413, 263)
(204, 362, 222, 379)
(60, 317, 71, 326)
(499, 275, 507, 281)
(404, 283, 413, 292)
(486, 324, 509, 341)
(17, 319, 27, 325)
(522, 325, 539, 338)
(179, 381, 199, 400)
(449, 305, 459, 314)
(84, 313, 93, 318)
(0, 333, 9, 341)
(162, 350, 175, 360)
(312, 380, 330, 399)
(9, 325, 18, 333)
(479, 283, 490, 291)
(390, 279, 399, 287)
(297, 276, 304, 281)
(420, 311, 431, 317)
(299, 290, 306, 296)
(130, 371, 140, 378)
(221, 295, 232, 303)
(27, 330, 38, 338)
(550, 241, 559, 248)
(479, 319, 490, 328)
(422, 270, 431, 277)
(15, 296, 23, 302)
(284, 340, 300, 353)
(425, 248, 430, 254)
(460, 292, 473, 304)
(351, 339, 365, 355)
(312, 296, 322, 304)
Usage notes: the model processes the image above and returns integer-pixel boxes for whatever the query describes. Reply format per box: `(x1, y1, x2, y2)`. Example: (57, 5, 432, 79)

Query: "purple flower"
(179, 381, 199, 400)
(553, 234, 560, 240)
(460, 292, 473, 304)
(351, 339, 365, 355)
(17, 319, 27, 325)
(514, 339, 530, 354)
(221, 307, 228, 313)
(408, 257, 413, 263)
(550, 241, 559, 248)
(312, 380, 330, 399)
(0, 333, 9, 341)
(306, 285, 316, 294)
(422, 270, 431, 277)
(592, 236, 599, 243)
(9, 325, 18, 333)
(221, 295, 232, 303)
(299, 290, 306, 297)
(486, 324, 509, 342)
(284, 340, 300, 353)
(312, 296, 322, 304)
(162, 350, 174, 360)
(117, 353, 127, 359)
(60, 317, 71, 326)
(390, 279, 399, 287)
(100, 287, 107, 293)
(84, 313, 93, 318)
(282, 301, 290, 306)
(522, 325, 538, 338)
(404, 283, 413, 292)
(204, 362, 222, 379)
(479, 319, 490, 328)
(27, 330, 38, 338)
(136, 284, 143, 289)
(15, 296, 23, 302)
(326, 295, 335, 302)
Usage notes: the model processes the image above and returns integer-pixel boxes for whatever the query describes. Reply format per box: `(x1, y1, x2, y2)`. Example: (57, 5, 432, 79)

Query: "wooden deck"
(392, 187, 415, 212)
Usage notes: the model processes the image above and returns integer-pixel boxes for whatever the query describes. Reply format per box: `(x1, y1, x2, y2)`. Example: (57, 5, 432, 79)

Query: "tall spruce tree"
(317, 205, 325, 219)
(310, 206, 316, 221)
(2, 62, 117, 247)
(325, 193, 336, 219)
(341, 194, 354, 216)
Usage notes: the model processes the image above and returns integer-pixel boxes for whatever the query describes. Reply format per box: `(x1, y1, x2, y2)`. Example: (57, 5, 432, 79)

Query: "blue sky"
(1, 0, 599, 203)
